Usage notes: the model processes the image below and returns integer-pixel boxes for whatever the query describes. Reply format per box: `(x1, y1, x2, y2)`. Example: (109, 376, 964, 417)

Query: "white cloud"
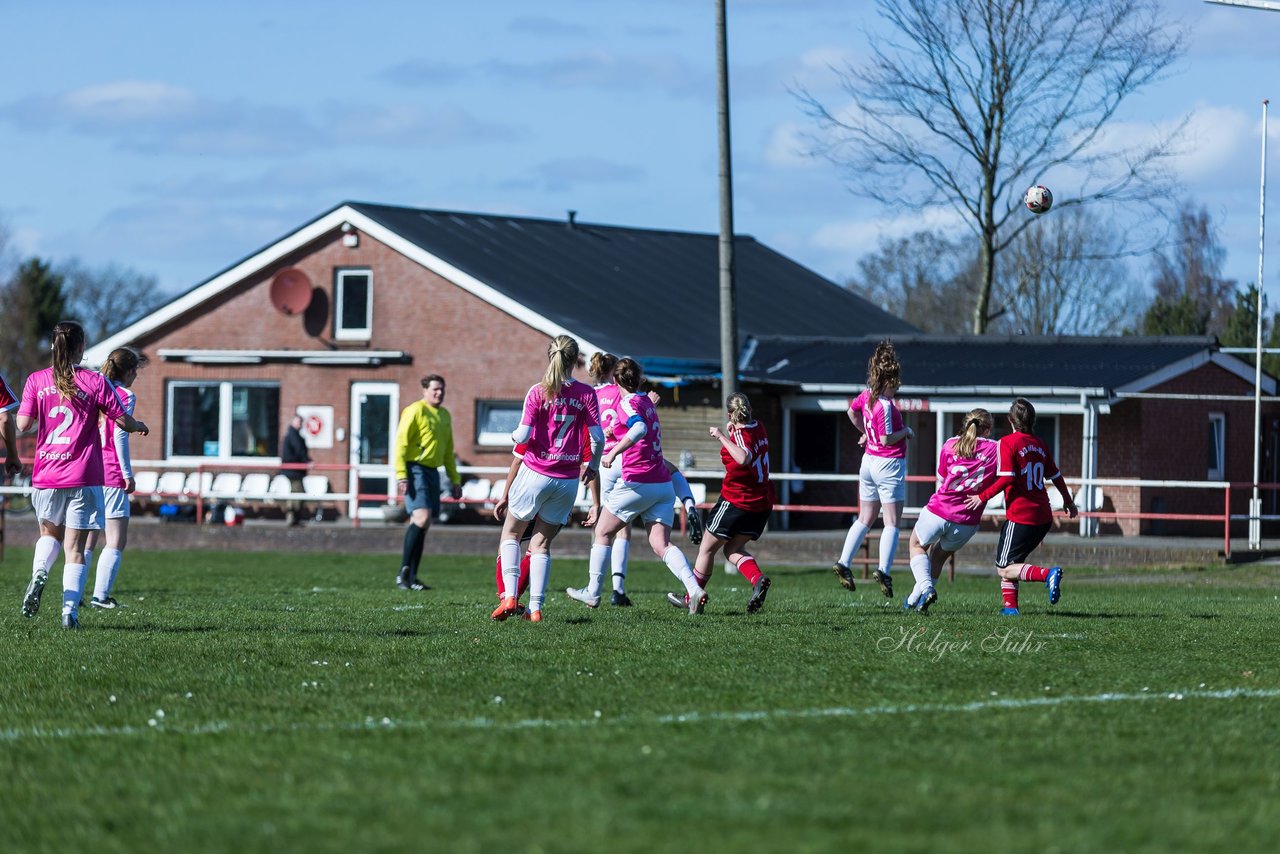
(61, 80, 197, 122)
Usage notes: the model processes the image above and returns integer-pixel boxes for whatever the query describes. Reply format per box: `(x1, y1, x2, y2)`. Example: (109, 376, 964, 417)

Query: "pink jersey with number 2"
(518, 380, 601, 479)
(924, 436, 999, 525)
(594, 382, 625, 452)
(18, 366, 126, 489)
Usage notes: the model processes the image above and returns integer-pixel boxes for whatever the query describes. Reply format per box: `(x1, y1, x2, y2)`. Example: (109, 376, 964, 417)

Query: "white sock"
(611, 540, 629, 592)
(83, 549, 95, 577)
(662, 546, 701, 596)
(669, 470, 694, 504)
(33, 536, 61, 578)
(878, 525, 898, 575)
(93, 548, 122, 600)
(908, 554, 932, 606)
(499, 539, 520, 599)
(587, 544, 610, 599)
(528, 553, 551, 612)
(62, 563, 87, 616)
(838, 519, 869, 567)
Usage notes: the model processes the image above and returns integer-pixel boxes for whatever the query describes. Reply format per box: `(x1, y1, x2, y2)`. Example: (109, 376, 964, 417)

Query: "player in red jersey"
(1, 370, 21, 480)
(964, 398, 1077, 615)
(667, 393, 774, 614)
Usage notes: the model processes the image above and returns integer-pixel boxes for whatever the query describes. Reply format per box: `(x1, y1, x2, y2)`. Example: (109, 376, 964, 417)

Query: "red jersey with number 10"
(992, 431, 1060, 526)
(719, 421, 773, 512)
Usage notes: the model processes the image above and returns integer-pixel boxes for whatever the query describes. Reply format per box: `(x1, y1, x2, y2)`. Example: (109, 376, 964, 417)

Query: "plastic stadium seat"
(155, 471, 187, 497)
(210, 471, 243, 497)
(183, 471, 214, 497)
(132, 471, 159, 496)
(240, 472, 271, 498)
(459, 478, 492, 506)
(268, 474, 294, 501)
(302, 475, 330, 498)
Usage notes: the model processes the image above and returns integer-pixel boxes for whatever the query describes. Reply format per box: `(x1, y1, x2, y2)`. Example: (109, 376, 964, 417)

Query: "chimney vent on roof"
(567, 209, 577, 229)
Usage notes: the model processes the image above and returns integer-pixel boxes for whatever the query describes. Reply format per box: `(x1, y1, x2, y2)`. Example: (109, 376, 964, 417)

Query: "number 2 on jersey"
(49, 405, 76, 445)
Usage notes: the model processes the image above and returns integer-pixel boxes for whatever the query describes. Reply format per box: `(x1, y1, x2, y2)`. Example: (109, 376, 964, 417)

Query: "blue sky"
(1, 0, 1277, 304)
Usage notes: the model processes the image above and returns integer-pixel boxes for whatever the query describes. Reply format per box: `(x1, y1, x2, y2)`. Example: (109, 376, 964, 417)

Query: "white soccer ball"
(1024, 185, 1053, 215)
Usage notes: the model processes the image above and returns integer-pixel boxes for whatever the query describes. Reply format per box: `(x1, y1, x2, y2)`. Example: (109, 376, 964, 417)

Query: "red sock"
(1001, 579, 1019, 609)
(494, 553, 532, 598)
(735, 557, 762, 585)
(1019, 564, 1049, 582)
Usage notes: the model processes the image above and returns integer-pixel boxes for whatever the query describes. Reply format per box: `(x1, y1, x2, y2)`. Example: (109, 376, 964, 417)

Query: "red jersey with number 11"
(985, 431, 1060, 526)
(719, 421, 773, 512)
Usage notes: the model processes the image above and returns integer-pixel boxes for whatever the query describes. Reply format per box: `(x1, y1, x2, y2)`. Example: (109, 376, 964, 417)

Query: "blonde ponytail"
(540, 335, 580, 399)
(954, 408, 992, 458)
(51, 321, 86, 400)
(726, 392, 752, 425)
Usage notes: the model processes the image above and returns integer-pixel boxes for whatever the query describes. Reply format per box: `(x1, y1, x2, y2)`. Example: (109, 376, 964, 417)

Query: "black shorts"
(994, 520, 1052, 568)
(704, 497, 772, 541)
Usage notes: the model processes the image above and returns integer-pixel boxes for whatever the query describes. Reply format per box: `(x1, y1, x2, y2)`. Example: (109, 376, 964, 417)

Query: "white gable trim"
(84, 204, 603, 365)
(1113, 350, 1275, 396)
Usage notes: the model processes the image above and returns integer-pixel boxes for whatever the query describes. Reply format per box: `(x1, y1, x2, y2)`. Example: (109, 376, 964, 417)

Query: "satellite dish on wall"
(269, 268, 313, 316)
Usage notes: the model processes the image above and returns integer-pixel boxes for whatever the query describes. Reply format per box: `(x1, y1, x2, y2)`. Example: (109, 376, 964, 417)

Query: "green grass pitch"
(1, 548, 1277, 852)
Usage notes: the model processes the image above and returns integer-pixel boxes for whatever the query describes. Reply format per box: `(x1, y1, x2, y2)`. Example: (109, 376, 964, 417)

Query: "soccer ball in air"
(1024, 185, 1053, 215)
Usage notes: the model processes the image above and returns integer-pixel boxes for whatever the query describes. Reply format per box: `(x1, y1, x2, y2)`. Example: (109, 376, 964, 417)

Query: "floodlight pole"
(1251, 100, 1269, 550)
(716, 0, 739, 406)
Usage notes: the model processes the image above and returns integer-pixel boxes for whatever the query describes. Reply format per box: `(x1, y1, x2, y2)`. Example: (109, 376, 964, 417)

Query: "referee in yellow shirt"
(393, 374, 461, 590)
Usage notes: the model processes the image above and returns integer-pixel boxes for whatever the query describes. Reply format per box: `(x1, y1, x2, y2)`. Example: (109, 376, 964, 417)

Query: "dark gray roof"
(742, 334, 1230, 391)
(345, 202, 916, 361)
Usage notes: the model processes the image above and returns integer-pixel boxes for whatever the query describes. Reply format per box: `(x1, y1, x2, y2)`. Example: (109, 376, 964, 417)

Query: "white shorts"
(859, 455, 907, 505)
(506, 467, 578, 526)
(103, 486, 132, 520)
(912, 506, 978, 553)
(599, 458, 623, 499)
(32, 486, 105, 530)
(605, 480, 676, 527)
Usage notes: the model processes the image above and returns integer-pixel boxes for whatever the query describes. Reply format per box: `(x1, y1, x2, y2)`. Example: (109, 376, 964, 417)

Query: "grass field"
(1, 547, 1277, 853)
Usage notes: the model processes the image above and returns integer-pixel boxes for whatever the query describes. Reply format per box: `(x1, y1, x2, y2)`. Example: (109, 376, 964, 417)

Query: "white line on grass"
(3, 687, 1277, 743)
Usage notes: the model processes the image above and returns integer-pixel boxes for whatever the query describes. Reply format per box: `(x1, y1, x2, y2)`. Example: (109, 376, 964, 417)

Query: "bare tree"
(846, 230, 980, 333)
(60, 259, 168, 345)
(1144, 201, 1237, 335)
(797, 0, 1185, 333)
(993, 207, 1144, 335)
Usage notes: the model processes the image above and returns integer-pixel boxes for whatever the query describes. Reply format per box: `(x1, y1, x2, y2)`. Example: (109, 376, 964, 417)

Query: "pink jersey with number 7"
(518, 380, 601, 479)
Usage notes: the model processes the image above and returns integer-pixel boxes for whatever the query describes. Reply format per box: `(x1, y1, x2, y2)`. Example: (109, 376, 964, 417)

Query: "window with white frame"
(334, 268, 372, 340)
(1208, 413, 1226, 480)
(476, 400, 523, 446)
(168, 381, 280, 459)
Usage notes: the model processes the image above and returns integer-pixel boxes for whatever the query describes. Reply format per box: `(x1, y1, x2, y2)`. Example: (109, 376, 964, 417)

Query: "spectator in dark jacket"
(281, 414, 311, 526)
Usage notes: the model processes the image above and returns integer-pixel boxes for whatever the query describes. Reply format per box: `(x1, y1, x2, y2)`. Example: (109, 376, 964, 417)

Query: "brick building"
(738, 335, 1277, 537)
(82, 201, 911, 520)
(81, 201, 1269, 536)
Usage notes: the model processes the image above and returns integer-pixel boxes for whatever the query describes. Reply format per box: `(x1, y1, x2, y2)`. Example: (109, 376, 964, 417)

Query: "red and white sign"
(296, 405, 334, 448)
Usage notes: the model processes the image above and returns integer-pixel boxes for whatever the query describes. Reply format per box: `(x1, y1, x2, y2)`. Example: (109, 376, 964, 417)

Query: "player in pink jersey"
(491, 335, 604, 623)
(566, 352, 702, 608)
(567, 357, 709, 615)
(833, 340, 912, 598)
(964, 398, 1077, 615)
(15, 322, 149, 629)
(1, 370, 21, 480)
(667, 393, 774, 615)
(83, 348, 148, 611)
(903, 409, 998, 614)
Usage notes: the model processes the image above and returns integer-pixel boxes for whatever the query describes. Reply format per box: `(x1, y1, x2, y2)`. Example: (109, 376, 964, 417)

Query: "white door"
(350, 382, 400, 520)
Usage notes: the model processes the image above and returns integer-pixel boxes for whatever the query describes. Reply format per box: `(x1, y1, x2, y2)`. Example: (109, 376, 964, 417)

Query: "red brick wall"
(123, 228, 587, 504)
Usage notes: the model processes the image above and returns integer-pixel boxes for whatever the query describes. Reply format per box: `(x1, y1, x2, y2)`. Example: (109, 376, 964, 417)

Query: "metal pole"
(716, 0, 738, 406)
(1251, 100, 1268, 550)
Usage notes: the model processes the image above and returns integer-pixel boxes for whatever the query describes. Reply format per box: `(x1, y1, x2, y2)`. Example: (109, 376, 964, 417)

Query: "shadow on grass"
(94, 624, 221, 633)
